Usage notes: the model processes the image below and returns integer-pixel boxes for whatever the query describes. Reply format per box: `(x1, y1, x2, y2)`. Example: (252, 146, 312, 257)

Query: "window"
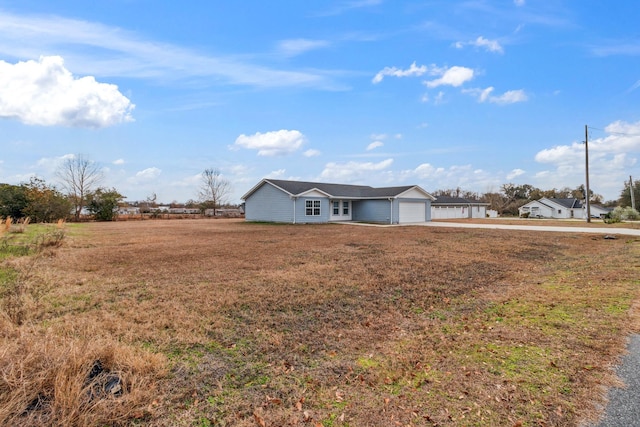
(343, 201, 349, 215)
(333, 201, 340, 215)
(558, 209, 562, 214)
(306, 200, 321, 216)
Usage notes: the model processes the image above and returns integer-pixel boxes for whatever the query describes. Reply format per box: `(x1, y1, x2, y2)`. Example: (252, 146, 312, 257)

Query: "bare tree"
(56, 155, 103, 221)
(198, 168, 231, 215)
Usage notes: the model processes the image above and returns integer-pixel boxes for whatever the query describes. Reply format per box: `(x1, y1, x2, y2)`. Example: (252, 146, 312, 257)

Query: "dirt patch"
(1, 219, 639, 426)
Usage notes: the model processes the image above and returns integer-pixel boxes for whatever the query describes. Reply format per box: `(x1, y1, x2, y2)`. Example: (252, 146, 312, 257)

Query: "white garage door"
(399, 202, 426, 223)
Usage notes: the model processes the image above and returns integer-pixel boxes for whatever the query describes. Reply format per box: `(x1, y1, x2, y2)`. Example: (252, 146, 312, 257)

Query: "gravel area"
(590, 335, 640, 427)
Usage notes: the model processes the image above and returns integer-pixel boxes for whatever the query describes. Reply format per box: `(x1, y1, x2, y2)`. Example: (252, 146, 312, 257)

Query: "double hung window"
(306, 200, 321, 216)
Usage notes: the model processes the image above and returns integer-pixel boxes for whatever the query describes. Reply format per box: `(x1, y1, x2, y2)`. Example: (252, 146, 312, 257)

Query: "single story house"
(518, 198, 612, 219)
(241, 179, 435, 224)
(431, 196, 489, 219)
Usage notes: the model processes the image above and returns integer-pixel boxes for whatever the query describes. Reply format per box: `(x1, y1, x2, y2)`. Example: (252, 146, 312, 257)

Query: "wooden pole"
(631, 176, 636, 211)
(585, 125, 591, 222)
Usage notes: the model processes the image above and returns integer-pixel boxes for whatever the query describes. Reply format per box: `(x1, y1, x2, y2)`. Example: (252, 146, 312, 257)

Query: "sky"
(1, 0, 640, 204)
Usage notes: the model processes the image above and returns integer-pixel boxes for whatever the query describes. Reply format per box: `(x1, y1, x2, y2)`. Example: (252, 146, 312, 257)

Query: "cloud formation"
(534, 120, 640, 198)
(278, 39, 329, 57)
(233, 130, 306, 156)
(131, 167, 162, 182)
(0, 11, 337, 89)
(424, 66, 475, 88)
(0, 56, 134, 128)
(366, 141, 384, 150)
(372, 61, 428, 84)
(455, 36, 504, 54)
(320, 158, 393, 181)
(465, 87, 528, 104)
(373, 62, 475, 89)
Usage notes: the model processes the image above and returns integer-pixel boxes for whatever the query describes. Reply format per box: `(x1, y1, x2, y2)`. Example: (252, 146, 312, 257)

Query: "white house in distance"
(518, 198, 612, 219)
(431, 196, 490, 219)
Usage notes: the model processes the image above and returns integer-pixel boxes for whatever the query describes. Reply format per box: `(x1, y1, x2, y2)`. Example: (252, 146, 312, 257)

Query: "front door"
(330, 200, 352, 221)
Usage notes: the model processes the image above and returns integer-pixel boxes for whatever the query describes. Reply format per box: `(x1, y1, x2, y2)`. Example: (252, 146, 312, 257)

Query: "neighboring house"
(588, 204, 614, 219)
(431, 196, 489, 219)
(518, 198, 612, 219)
(117, 206, 141, 215)
(519, 198, 584, 219)
(241, 179, 435, 224)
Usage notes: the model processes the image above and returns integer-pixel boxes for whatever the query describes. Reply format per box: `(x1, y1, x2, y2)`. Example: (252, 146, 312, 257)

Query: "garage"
(399, 202, 426, 223)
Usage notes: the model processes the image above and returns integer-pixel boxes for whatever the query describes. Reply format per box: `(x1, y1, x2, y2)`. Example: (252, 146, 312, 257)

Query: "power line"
(587, 126, 640, 137)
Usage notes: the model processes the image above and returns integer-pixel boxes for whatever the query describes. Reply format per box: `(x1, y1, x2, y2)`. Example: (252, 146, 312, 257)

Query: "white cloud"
(472, 36, 504, 53)
(533, 120, 640, 199)
(514, 0, 526, 6)
(455, 36, 504, 54)
(424, 66, 474, 88)
(491, 89, 528, 104)
(507, 168, 525, 180)
(35, 153, 75, 175)
(396, 163, 500, 192)
(370, 133, 388, 140)
(0, 56, 134, 128)
(320, 158, 393, 181)
(266, 169, 287, 178)
(303, 149, 322, 157)
(0, 11, 337, 90)
(317, 0, 382, 17)
(233, 130, 306, 156)
(130, 167, 162, 182)
(113, 159, 125, 165)
(372, 61, 429, 84)
(278, 39, 329, 57)
(465, 87, 528, 104)
(367, 141, 384, 151)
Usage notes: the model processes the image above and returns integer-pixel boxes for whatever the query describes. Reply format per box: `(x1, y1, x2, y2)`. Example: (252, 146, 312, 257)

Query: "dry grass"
(1, 219, 639, 426)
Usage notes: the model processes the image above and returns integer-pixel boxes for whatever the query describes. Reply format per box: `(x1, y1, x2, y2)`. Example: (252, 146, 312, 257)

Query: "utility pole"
(584, 125, 591, 222)
(631, 176, 636, 211)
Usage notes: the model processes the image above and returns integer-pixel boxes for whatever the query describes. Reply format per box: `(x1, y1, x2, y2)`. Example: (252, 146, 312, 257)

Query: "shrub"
(604, 206, 639, 223)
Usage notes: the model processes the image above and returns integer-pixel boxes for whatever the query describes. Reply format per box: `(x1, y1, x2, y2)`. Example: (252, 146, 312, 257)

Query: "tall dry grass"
(0, 332, 166, 427)
(0, 224, 167, 427)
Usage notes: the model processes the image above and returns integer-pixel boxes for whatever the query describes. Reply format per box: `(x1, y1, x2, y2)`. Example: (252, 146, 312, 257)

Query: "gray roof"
(432, 196, 488, 206)
(546, 198, 583, 209)
(243, 179, 433, 200)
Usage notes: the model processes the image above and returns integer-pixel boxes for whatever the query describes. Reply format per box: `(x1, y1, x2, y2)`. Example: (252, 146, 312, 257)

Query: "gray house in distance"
(241, 179, 435, 224)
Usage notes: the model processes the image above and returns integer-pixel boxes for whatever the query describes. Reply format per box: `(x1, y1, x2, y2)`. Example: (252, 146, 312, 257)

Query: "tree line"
(0, 157, 232, 222)
(433, 180, 639, 216)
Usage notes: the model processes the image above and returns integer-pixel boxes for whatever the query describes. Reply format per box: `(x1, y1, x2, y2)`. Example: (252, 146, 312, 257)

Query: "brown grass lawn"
(1, 219, 640, 426)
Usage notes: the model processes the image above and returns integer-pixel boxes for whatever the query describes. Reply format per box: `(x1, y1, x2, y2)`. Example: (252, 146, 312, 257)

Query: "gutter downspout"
(388, 198, 393, 224)
(292, 196, 297, 224)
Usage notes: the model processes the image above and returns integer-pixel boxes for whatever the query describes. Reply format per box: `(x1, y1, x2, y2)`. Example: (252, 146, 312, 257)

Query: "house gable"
(299, 189, 331, 198)
(396, 186, 435, 200)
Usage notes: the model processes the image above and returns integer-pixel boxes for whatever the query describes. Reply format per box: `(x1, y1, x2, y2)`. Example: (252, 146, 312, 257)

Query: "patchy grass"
(0, 219, 639, 426)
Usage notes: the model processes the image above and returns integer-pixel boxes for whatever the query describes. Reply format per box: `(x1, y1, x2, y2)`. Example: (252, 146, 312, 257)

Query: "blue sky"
(1, 0, 640, 204)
